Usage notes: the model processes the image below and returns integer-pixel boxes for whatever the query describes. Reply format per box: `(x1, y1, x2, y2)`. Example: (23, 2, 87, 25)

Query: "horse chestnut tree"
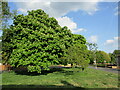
(2, 9, 88, 73)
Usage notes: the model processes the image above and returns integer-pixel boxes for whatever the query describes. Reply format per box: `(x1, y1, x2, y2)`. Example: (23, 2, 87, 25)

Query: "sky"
(2, 0, 119, 53)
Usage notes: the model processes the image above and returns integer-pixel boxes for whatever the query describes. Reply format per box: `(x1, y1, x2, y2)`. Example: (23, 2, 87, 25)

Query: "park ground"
(1, 67, 119, 89)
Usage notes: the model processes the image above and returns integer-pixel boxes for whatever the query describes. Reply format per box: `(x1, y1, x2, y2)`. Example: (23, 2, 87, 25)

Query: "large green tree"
(2, 9, 75, 73)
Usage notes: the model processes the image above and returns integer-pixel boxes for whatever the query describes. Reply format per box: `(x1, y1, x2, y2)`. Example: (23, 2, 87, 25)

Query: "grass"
(1, 67, 118, 88)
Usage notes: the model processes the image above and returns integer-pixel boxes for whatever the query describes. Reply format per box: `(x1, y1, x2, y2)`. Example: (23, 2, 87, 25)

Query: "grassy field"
(1, 67, 118, 88)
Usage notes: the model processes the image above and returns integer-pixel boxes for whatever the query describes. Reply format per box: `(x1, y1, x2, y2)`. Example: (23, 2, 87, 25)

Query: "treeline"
(109, 50, 120, 65)
(87, 43, 119, 65)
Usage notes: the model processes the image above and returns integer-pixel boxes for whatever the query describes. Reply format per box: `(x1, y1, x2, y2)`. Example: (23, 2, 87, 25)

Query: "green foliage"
(1, 1, 17, 40)
(86, 42, 98, 51)
(86, 42, 98, 64)
(113, 50, 120, 57)
(113, 50, 120, 65)
(96, 51, 111, 63)
(1, 2, 11, 29)
(109, 50, 120, 65)
(87, 50, 94, 64)
(1, 2, 17, 62)
(1, 2, 10, 16)
(109, 53, 115, 64)
(61, 34, 90, 68)
(72, 34, 86, 45)
(2, 9, 74, 73)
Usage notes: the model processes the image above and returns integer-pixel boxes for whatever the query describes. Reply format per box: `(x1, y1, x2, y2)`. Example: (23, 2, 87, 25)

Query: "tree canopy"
(1, 2, 11, 29)
(109, 50, 120, 65)
(96, 51, 111, 63)
(2, 9, 89, 73)
(61, 34, 90, 68)
(1, 1, 17, 29)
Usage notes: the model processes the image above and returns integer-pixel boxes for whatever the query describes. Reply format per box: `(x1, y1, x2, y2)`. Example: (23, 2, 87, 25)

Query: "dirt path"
(88, 66, 119, 74)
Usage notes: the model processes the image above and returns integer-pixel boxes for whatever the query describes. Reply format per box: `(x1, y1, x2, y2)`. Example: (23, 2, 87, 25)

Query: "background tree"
(1, 1, 11, 29)
(113, 50, 120, 56)
(109, 53, 116, 64)
(1, 1, 17, 29)
(96, 51, 111, 63)
(61, 34, 90, 68)
(1, 1, 17, 63)
(63, 45, 90, 68)
(2, 9, 78, 73)
(86, 42, 98, 64)
(109, 50, 120, 65)
(86, 43, 97, 51)
(113, 50, 120, 65)
(0, 1, 12, 63)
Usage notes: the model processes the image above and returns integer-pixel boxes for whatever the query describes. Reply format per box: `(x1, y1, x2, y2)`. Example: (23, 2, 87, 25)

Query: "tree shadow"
(58, 67, 82, 76)
(61, 80, 76, 87)
(14, 68, 64, 76)
(59, 70, 74, 75)
(2, 80, 86, 90)
(13, 67, 83, 76)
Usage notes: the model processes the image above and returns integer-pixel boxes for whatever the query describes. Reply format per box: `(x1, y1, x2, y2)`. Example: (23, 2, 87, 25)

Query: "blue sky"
(3, 1, 119, 53)
(64, 2, 118, 53)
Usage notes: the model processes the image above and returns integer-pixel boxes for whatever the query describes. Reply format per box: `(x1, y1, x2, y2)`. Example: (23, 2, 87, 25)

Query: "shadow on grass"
(13, 67, 80, 76)
(58, 70, 74, 75)
(2, 80, 85, 90)
(2, 80, 117, 90)
(58, 67, 83, 76)
(14, 68, 65, 76)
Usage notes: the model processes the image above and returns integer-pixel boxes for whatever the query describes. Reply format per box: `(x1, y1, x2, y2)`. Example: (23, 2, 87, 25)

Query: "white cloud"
(114, 37, 120, 40)
(103, 37, 120, 53)
(14, 1, 100, 34)
(114, 12, 119, 16)
(104, 37, 120, 48)
(88, 35, 98, 43)
(57, 16, 77, 30)
(57, 16, 86, 33)
(18, 8, 27, 13)
(106, 40, 114, 44)
(114, 6, 120, 16)
(15, 1, 99, 17)
(105, 37, 120, 45)
(72, 28, 87, 33)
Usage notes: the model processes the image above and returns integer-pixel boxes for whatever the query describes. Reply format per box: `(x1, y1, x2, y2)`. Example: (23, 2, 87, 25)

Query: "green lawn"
(1, 67, 118, 88)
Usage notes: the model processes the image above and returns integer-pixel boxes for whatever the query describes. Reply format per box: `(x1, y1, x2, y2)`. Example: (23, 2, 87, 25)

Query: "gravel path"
(88, 66, 119, 74)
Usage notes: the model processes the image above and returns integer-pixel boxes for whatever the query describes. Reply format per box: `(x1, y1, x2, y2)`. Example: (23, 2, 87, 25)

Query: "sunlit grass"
(2, 67, 118, 88)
